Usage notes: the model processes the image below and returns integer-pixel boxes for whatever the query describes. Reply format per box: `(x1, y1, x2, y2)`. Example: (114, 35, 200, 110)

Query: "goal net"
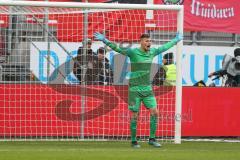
(0, 1, 183, 143)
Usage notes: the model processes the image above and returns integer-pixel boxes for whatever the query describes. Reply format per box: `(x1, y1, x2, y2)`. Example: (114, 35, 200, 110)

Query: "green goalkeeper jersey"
(105, 39, 178, 89)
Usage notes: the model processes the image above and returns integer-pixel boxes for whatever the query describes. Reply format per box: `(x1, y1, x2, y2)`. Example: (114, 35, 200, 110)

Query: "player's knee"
(131, 112, 139, 120)
(150, 108, 158, 117)
(128, 105, 139, 112)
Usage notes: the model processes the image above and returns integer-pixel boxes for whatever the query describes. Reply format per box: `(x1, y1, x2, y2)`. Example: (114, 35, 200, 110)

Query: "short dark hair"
(83, 38, 92, 44)
(163, 52, 173, 60)
(234, 48, 240, 57)
(97, 47, 106, 54)
(140, 33, 150, 39)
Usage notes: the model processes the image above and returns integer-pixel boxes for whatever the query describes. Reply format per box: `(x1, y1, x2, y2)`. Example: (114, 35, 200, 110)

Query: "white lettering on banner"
(191, 0, 234, 19)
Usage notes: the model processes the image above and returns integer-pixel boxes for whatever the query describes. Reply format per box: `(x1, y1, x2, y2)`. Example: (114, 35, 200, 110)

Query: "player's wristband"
(103, 38, 110, 44)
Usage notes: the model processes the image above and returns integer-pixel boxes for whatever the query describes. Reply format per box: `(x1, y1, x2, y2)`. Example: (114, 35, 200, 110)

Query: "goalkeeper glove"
(94, 32, 109, 43)
(175, 32, 183, 42)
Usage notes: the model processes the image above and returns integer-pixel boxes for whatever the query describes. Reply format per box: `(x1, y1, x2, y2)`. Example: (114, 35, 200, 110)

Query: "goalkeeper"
(94, 32, 183, 148)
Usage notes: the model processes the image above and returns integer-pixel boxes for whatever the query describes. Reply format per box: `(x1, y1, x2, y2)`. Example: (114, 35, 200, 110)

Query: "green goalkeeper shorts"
(128, 86, 157, 112)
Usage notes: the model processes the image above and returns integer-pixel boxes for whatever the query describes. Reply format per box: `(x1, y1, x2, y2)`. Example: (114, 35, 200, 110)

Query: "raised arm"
(94, 32, 130, 56)
(153, 32, 183, 56)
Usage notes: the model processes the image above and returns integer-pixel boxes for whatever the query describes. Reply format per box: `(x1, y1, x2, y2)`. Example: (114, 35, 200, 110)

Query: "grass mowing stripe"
(0, 141, 239, 160)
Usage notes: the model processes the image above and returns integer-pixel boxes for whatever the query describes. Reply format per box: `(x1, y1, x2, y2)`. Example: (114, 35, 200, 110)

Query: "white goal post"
(0, 1, 183, 143)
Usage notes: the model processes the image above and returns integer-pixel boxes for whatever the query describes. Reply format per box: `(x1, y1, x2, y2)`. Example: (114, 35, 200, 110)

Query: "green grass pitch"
(0, 141, 239, 160)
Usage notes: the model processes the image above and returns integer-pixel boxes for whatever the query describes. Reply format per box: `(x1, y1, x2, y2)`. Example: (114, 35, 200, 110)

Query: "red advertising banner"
(182, 87, 240, 136)
(0, 84, 240, 137)
(0, 84, 176, 137)
(155, 0, 240, 34)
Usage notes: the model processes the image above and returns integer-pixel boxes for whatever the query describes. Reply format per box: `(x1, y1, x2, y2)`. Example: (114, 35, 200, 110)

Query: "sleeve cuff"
(103, 38, 110, 44)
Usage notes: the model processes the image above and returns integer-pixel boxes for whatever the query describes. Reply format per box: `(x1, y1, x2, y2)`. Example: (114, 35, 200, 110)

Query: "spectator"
(96, 47, 113, 85)
(73, 38, 99, 84)
(153, 52, 176, 86)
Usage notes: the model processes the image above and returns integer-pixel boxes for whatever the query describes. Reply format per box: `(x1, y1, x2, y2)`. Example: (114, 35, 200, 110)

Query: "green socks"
(150, 115, 157, 139)
(130, 115, 157, 141)
(130, 118, 137, 142)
